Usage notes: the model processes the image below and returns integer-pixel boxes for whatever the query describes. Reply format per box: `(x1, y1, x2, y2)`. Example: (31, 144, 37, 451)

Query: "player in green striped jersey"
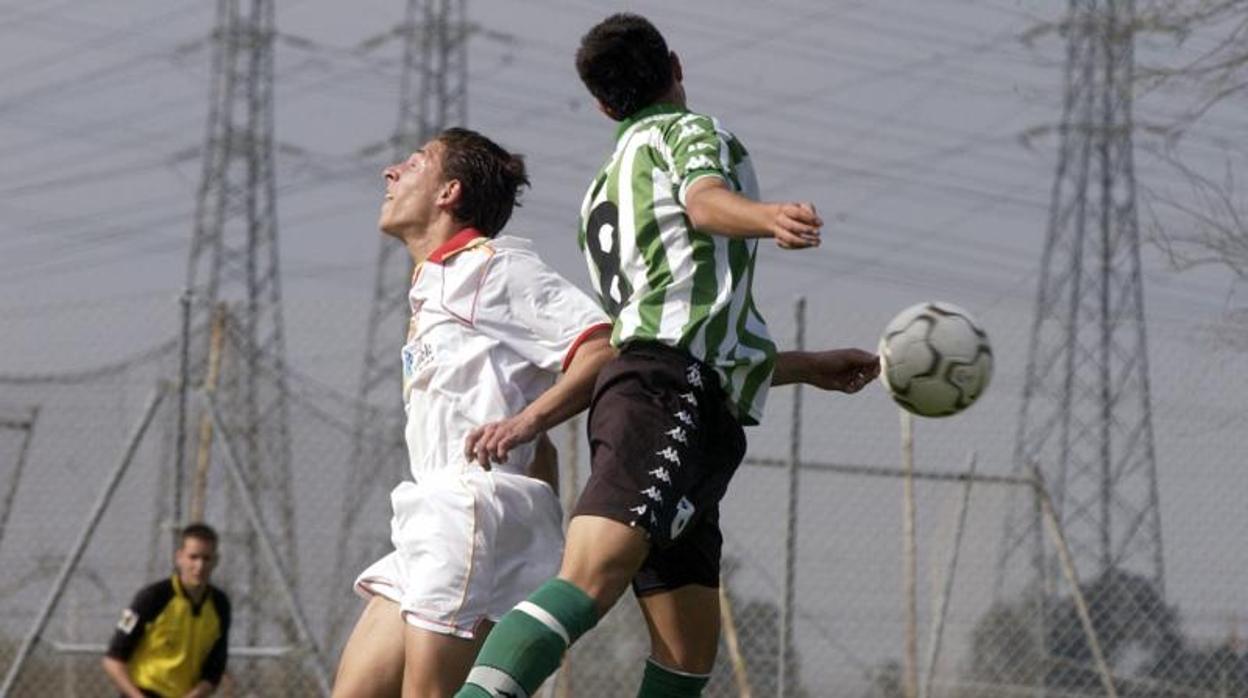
(459, 14, 879, 698)
(576, 65, 824, 427)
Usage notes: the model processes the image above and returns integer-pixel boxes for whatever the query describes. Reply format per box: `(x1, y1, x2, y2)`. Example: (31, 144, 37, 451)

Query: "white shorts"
(353, 469, 564, 639)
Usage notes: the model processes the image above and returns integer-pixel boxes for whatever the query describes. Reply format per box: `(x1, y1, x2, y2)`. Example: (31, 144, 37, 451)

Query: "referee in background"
(102, 523, 231, 698)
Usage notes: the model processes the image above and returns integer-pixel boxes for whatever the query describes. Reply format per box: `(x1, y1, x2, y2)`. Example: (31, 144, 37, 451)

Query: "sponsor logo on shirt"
(402, 342, 435, 402)
(402, 342, 435, 377)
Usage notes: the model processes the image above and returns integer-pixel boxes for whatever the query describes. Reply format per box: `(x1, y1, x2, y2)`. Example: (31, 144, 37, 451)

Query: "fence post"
(900, 409, 918, 698)
(204, 393, 332, 696)
(174, 288, 193, 542)
(922, 452, 977, 698)
(1032, 466, 1119, 698)
(778, 297, 805, 698)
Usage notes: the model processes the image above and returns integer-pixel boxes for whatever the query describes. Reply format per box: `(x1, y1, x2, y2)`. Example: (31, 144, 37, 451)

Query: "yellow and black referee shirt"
(106, 575, 231, 698)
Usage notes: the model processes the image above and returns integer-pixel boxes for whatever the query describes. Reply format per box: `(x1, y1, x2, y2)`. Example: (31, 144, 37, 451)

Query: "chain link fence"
(1, 287, 1246, 698)
(554, 296, 1248, 698)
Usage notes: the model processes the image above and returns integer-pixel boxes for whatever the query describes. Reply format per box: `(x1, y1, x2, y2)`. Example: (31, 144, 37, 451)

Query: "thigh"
(633, 506, 723, 595)
(401, 620, 494, 698)
(637, 584, 721, 674)
(559, 514, 651, 617)
(332, 595, 406, 698)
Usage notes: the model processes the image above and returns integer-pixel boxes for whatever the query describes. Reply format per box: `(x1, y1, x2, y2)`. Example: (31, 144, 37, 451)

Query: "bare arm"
(684, 177, 822, 249)
(773, 348, 880, 393)
(101, 657, 146, 698)
(185, 679, 217, 697)
(465, 330, 615, 467)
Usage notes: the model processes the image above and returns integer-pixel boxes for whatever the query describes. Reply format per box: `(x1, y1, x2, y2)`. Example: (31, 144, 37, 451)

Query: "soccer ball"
(878, 301, 993, 417)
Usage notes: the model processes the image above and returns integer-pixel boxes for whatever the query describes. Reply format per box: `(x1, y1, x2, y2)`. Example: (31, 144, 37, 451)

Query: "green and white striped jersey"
(578, 103, 776, 425)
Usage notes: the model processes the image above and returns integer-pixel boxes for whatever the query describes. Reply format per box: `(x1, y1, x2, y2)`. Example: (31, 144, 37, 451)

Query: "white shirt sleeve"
(473, 248, 611, 373)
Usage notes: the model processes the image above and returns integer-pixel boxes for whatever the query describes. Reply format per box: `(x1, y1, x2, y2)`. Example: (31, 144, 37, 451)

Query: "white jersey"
(355, 228, 610, 639)
(400, 229, 610, 478)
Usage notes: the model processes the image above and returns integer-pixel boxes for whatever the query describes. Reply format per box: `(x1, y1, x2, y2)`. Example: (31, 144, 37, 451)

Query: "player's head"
(436, 127, 529, 237)
(380, 127, 529, 239)
(175, 523, 218, 590)
(576, 13, 682, 121)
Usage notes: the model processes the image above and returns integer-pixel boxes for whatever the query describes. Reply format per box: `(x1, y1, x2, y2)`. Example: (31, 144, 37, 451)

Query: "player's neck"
(179, 576, 208, 603)
(657, 81, 686, 110)
(404, 218, 460, 266)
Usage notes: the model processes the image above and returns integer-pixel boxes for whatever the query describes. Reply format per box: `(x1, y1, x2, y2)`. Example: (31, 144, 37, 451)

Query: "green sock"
(636, 659, 711, 697)
(457, 579, 597, 697)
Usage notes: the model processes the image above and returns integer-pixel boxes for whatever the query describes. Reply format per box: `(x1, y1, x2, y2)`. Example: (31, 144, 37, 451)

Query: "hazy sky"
(1, 0, 1245, 688)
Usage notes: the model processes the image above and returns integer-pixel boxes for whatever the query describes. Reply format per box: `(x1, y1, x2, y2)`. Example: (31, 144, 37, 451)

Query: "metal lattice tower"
(328, 0, 468, 643)
(184, 0, 298, 594)
(1000, 0, 1164, 597)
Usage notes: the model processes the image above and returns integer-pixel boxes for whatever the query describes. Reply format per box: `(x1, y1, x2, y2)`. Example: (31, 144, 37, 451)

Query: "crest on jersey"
(117, 608, 138, 634)
(671, 497, 696, 540)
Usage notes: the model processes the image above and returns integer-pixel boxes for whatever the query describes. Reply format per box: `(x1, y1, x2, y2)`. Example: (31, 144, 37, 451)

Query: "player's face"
(174, 537, 217, 590)
(379, 141, 446, 238)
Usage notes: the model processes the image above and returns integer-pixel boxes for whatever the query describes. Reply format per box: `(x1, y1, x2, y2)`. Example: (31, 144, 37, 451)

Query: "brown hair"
(179, 522, 218, 548)
(437, 128, 530, 237)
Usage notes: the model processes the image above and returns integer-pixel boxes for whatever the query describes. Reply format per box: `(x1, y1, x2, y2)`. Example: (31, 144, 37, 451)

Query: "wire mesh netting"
(3, 291, 1245, 697)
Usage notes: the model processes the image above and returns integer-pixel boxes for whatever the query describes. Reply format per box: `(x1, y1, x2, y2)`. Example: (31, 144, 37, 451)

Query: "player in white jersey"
(330, 128, 613, 698)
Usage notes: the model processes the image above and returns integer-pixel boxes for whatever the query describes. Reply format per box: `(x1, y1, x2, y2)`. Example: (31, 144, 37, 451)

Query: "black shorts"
(572, 341, 747, 593)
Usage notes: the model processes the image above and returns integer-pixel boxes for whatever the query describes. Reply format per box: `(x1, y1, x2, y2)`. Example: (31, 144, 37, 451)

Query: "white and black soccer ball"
(878, 301, 993, 418)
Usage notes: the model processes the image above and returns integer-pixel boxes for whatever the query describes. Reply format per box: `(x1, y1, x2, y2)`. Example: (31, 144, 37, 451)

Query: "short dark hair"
(576, 14, 673, 120)
(179, 523, 218, 548)
(436, 127, 529, 238)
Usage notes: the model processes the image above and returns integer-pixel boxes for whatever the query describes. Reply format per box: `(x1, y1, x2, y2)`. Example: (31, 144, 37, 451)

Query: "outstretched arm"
(465, 330, 615, 467)
(185, 680, 217, 697)
(773, 348, 880, 393)
(684, 177, 822, 249)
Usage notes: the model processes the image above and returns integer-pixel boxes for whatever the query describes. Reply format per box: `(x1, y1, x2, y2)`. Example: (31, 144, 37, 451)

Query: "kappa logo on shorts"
(670, 497, 696, 540)
(117, 608, 138, 634)
(678, 121, 707, 140)
(630, 504, 648, 517)
(684, 154, 718, 172)
(680, 391, 698, 406)
(686, 365, 704, 388)
(656, 446, 681, 466)
(649, 466, 671, 484)
(673, 410, 695, 428)
(641, 486, 663, 503)
(666, 426, 688, 444)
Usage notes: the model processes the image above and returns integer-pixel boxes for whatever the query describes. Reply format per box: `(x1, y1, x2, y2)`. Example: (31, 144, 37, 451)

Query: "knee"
(557, 557, 635, 618)
(559, 517, 650, 616)
(649, 635, 718, 675)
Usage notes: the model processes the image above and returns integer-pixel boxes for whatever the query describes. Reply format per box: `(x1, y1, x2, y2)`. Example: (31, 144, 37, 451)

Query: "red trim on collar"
(427, 228, 486, 264)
